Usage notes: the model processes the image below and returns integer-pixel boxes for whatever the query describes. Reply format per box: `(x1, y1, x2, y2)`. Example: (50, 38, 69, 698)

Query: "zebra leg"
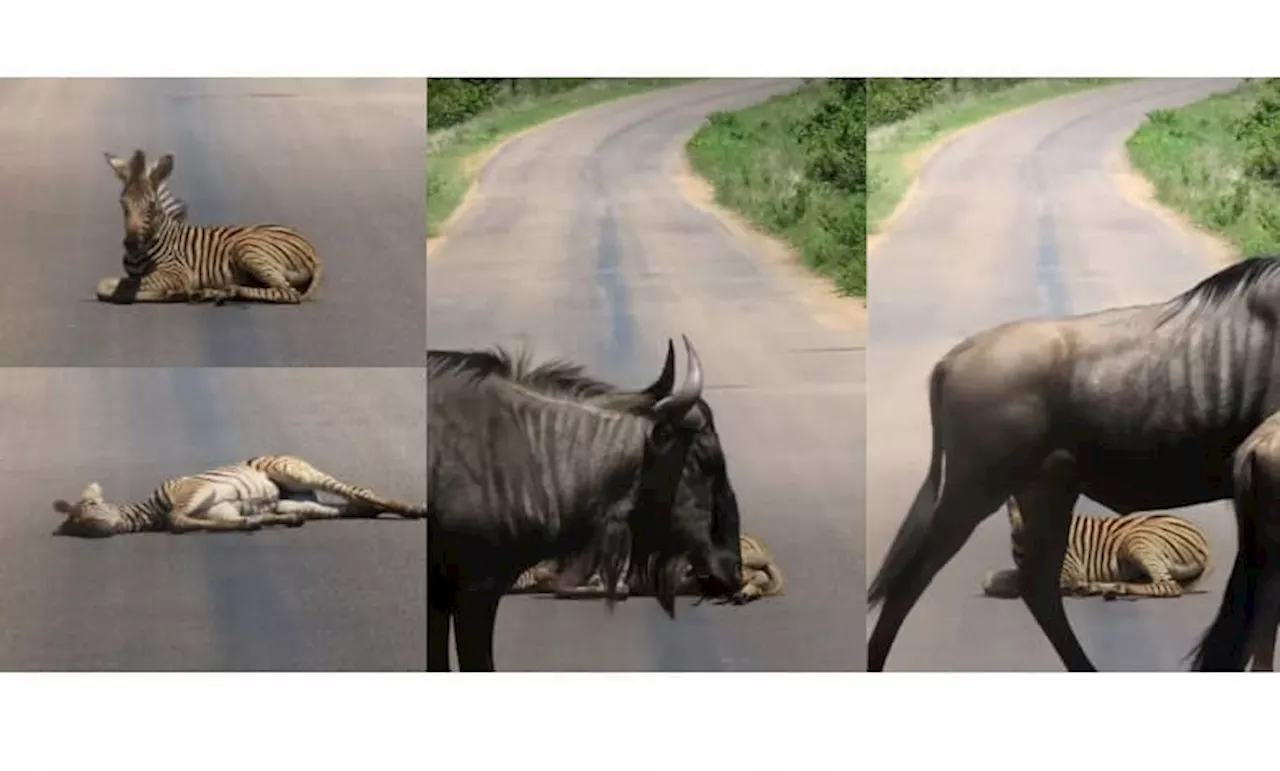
(269, 459, 425, 519)
(1122, 545, 1184, 597)
(232, 250, 306, 304)
(168, 507, 263, 534)
(272, 499, 346, 524)
(96, 267, 196, 303)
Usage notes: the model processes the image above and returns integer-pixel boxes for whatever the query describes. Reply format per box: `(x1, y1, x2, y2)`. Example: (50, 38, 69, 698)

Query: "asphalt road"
(0, 368, 427, 671)
(867, 78, 1247, 671)
(0, 78, 425, 367)
(428, 79, 866, 671)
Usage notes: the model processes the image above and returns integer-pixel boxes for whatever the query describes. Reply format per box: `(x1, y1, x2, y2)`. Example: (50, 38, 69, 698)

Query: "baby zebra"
(99, 149, 323, 305)
(511, 532, 785, 605)
(52, 453, 425, 538)
(981, 498, 1211, 600)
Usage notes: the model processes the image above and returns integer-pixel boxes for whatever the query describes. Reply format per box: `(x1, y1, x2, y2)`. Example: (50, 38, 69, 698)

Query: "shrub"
(1236, 79, 1280, 183)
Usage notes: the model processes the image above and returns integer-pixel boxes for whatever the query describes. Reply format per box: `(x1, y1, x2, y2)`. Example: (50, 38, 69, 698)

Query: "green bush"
(428, 78, 604, 130)
(427, 79, 506, 129)
(800, 78, 866, 194)
(868, 79, 945, 127)
(1236, 78, 1280, 183)
(867, 78, 1034, 127)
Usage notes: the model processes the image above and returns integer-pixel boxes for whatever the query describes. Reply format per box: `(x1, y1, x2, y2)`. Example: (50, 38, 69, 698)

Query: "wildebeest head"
(105, 149, 175, 255)
(442, 337, 746, 615)
(632, 343, 743, 614)
(51, 482, 122, 538)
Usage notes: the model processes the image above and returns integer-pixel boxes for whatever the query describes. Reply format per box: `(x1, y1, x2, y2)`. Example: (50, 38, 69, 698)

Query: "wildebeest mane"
(1159, 255, 1280, 326)
(428, 346, 663, 412)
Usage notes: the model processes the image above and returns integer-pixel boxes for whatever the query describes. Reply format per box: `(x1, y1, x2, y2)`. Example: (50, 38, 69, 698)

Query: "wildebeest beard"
(427, 340, 742, 619)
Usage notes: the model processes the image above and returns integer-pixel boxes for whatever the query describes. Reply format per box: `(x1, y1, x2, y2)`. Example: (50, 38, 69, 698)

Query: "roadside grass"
(427, 79, 694, 237)
(867, 78, 1124, 233)
(1126, 79, 1280, 258)
(686, 80, 866, 296)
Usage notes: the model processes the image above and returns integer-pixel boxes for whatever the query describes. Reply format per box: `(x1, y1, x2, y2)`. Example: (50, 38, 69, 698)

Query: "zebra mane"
(1159, 255, 1280, 325)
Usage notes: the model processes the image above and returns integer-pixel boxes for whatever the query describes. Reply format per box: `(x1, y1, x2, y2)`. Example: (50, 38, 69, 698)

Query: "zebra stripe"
(1004, 498, 1211, 598)
(107, 149, 323, 304)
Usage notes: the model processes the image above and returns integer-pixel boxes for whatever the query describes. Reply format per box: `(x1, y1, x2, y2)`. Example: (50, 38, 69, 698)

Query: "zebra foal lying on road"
(52, 453, 425, 538)
(98, 149, 324, 305)
(511, 532, 784, 605)
(981, 497, 1211, 600)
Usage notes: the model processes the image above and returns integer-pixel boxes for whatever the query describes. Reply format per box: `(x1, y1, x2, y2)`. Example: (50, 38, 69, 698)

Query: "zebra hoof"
(95, 276, 125, 299)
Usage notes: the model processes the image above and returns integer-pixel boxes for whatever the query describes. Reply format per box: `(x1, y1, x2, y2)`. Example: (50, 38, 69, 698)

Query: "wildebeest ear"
(105, 152, 131, 182)
(640, 339, 676, 400)
(1005, 497, 1023, 529)
(148, 153, 174, 186)
(52, 499, 74, 515)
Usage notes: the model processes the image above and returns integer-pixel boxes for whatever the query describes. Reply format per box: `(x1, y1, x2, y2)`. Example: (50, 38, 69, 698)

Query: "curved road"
(867, 78, 1245, 671)
(0, 368, 427, 670)
(0, 78, 425, 367)
(428, 79, 866, 671)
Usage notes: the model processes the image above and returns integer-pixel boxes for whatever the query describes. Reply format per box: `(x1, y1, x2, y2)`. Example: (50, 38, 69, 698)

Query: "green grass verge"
(685, 81, 866, 296)
(867, 79, 1124, 233)
(1126, 80, 1280, 258)
(427, 78, 695, 237)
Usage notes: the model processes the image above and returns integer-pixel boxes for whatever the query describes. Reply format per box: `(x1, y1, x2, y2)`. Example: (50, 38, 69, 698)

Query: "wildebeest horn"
(653, 335, 702, 421)
(641, 339, 677, 400)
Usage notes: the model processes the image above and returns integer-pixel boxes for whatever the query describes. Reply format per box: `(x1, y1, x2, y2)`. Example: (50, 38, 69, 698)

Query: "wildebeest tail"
(868, 361, 947, 608)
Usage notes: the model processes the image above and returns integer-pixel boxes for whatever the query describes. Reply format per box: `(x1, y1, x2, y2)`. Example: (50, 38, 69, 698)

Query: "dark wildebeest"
(868, 256, 1280, 672)
(427, 336, 744, 671)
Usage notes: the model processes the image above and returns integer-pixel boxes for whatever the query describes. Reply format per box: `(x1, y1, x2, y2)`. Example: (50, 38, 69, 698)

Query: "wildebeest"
(427, 336, 745, 671)
(868, 256, 1280, 672)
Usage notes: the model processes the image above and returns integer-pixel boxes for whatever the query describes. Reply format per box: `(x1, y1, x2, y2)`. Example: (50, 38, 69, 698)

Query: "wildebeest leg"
(1236, 436, 1280, 671)
(1013, 457, 1094, 672)
(866, 472, 1009, 671)
(1193, 429, 1272, 671)
(428, 561, 455, 672)
(454, 588, 502, 672)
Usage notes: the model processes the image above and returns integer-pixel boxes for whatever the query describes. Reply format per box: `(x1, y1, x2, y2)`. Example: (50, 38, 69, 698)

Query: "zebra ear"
(81, 482, 104, 502)
(52, 499, 74, 515)
(148, 153, 174, 186)
(105, 152, 130, 182)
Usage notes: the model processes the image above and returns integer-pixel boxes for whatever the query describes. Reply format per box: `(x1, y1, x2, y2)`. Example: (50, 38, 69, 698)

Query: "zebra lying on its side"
(510, 532, 785, 605)
(982, 497, 1211, 600)
(52, 453, 426, 538)
(99, 149, 323, 305)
